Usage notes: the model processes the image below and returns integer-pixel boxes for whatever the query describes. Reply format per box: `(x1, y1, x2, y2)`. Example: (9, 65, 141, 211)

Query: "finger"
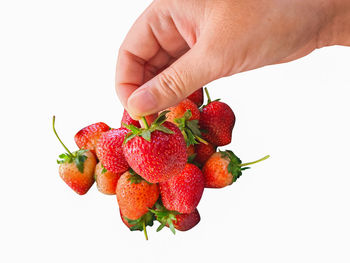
(126, 42, 216, 116)
(144, 48, 173, 83)
(115, 4, 189, 111)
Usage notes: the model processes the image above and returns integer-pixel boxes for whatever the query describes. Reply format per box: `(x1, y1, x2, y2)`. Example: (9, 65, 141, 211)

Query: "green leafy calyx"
(101, 164, 107, 174)
(127, 169, 152, 184)
(220, 150, 247, 184)
(150, 202, 180, 235)
(220, 151, 270, 184)
(123, 211, 155, 240)
(123, 111, 174, 144)
(174, 110, 207, 147)
(53, 116, 88, 174)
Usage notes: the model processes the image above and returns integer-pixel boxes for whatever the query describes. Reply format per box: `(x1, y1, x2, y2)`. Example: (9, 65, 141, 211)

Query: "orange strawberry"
(119, 209, 155, 240)
(164, 100, 207, 147)
(95, 162, 122, 195)
(74, 122, 110, 155)
(202, 151, 270, 188)
(166, 99, 200, 123)
(53, 116, 97, 195)
(116, 170, 159, 220)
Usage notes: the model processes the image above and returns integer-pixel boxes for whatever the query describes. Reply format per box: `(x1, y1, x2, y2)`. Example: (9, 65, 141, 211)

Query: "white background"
(1, 1, 349, 262)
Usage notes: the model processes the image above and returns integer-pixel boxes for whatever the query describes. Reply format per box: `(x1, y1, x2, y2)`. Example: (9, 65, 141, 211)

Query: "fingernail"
(127, 89, 157, 115)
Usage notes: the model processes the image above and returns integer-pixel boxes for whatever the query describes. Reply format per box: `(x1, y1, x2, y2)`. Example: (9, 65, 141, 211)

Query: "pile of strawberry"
(54, 87, 269, 240)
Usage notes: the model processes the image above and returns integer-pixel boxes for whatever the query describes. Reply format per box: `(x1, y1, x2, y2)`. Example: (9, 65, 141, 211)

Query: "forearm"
(319, 0, 350, 47)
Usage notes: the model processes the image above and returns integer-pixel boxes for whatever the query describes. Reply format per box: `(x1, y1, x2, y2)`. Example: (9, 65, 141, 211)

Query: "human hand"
(115, 0, 350, 118)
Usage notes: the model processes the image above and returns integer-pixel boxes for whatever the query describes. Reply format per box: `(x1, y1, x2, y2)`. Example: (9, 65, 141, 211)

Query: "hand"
(115, 0, 350, 118)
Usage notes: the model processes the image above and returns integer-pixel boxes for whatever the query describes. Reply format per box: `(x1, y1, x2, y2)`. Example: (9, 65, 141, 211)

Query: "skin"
(115, 0, 350, 119)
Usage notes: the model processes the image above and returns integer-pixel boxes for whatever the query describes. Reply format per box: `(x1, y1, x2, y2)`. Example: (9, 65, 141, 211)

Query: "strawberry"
(173, 109, 208, 147)
(202, 151, 270, 188)
(194, 141, 217, 166)
(120, 209, 155, 240)
(123, 112, 187, 183)
(95, 162, 122, 195)
(199, 88, 235, 146)
(151, 202, 200, 234)
(165, 99, 200, 123)
(186, 145, 195, 158)
(160, 163, 204, 214)
(116, 170, 159, 220)
(53, 116, 97, 195)
(95, 128, 129, 174)
(172, 208, 200, 231)
(121, 109, 140, 128)
(187, 87, 204, 107)
(74, 122, 110, 154)
(164, 100, 207, 147)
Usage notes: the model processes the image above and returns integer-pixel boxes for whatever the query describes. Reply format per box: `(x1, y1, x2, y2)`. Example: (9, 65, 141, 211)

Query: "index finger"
(115, 14, 160, 110)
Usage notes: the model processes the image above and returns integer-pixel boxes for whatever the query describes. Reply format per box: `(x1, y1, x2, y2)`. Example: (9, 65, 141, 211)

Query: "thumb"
(126, 44, 215, 116)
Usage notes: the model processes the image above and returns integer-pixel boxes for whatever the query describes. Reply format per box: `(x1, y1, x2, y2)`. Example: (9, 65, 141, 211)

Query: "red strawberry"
(96, 128, 129, 174)
(202, 151, 270, 188)
(160, 163, 204, 214)
(165, 99, 200, 123)
(194, 141, 217, 166)
(116, 170, 159, 220)
(119, 209, 155, 240)
(186, 145, 195, 158)
(123, 112, 187, 183)
(187, 87, 204, 107)
(199, 88, 235, 146)
(95, 162, 122, 195)
(121, 110, 140, 128)
(151, 203, 200, 234)
(53, 116, 97, 195)
(173, 208, 200, 231)
(74, 122, 110, 154)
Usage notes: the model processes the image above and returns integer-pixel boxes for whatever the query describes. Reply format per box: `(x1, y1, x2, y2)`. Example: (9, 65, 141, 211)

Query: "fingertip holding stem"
(141, 117, 149, 129)
(139, 114, 157, 128)
(127, 89, 158, 116)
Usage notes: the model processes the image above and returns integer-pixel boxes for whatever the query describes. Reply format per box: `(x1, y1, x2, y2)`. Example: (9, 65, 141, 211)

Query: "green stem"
(195, 135, 208, 145)
(143, 220, 148, 241)
(141, 116, 149, 129)
(204, 87, 212, 104)
(240, 155, 270, 167)
(52, 116, 74, 157)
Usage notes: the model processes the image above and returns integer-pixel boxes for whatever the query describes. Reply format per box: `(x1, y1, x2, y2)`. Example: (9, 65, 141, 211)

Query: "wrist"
(317, 0, 350, 47)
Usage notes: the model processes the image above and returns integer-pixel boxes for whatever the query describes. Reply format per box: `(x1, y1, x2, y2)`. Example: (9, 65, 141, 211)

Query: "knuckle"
(156, 67, 187, 99)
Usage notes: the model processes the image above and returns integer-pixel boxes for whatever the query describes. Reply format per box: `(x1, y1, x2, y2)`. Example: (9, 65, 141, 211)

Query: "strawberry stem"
(52, 116, 74, 157)
(143, 220, 148, 241)
(204, 87, 212, 104)
(141, 116, 149, 129)
(240, 155, 270, 167)
(195, 135, 208, 145)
